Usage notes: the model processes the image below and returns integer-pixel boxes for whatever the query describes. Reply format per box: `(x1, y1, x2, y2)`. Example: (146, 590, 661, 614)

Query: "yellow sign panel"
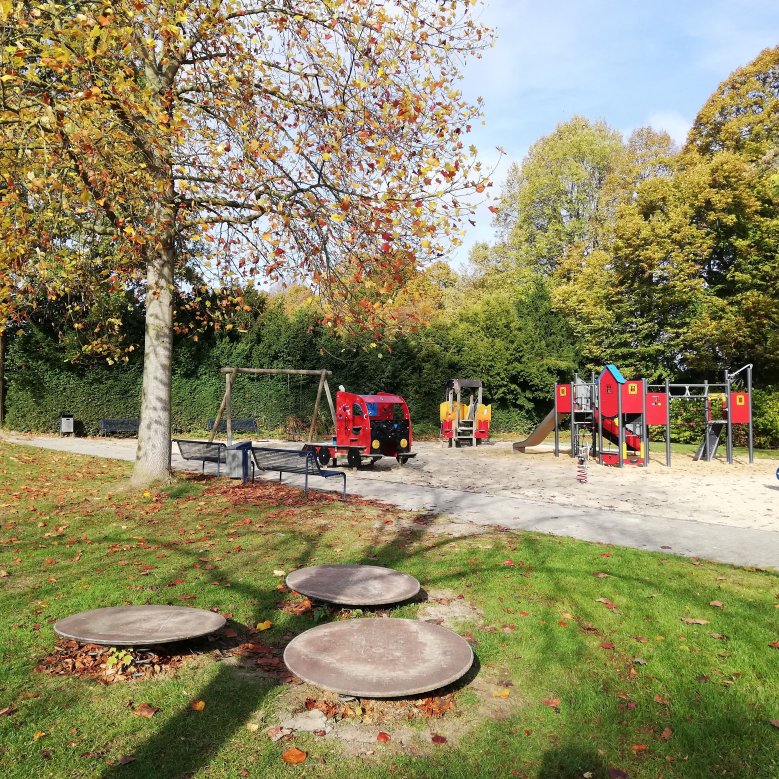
(628, 384, 638, 395)
(736, 395, 745, 406)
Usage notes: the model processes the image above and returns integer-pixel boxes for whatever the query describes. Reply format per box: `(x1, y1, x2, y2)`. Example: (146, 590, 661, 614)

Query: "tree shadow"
(537, 743, 609, 778)
(98, 490, 479, 777)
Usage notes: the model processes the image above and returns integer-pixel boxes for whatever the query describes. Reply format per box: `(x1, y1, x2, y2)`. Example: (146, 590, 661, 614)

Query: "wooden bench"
(250, 446, 346, 499)
(207, 418, 258, 434)
(99, 418, 140, 436)
(173, 439, 228, 475)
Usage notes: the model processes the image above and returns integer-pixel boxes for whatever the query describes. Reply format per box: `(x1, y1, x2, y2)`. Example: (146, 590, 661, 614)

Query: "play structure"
(514, 364, 754, 467)
(210, 367, 415, 467)
(306, 390, 416, 467)
(440, 378, 492, 447)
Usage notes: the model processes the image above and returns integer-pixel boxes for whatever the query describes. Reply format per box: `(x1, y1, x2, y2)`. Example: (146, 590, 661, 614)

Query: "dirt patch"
(417, 589, 484, 630)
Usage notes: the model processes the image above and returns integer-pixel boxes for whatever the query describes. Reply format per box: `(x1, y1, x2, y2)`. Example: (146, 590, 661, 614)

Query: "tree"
(1, 0, 490, 483)
(495, 116, 624, 276)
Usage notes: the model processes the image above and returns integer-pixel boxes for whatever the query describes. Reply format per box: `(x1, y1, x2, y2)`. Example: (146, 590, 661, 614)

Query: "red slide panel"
(646, 392, 668, 425)
(556, 383, 572, 414)
(729, 392, 750, 424)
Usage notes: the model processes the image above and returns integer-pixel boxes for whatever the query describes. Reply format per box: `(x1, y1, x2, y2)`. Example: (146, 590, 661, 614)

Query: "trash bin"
(226, 441, 253, 480)
(59, 413, 74, 436)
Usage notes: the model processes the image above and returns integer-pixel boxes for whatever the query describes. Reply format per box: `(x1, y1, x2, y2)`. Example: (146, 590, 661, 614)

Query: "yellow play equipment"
(440, 378, 491, 447)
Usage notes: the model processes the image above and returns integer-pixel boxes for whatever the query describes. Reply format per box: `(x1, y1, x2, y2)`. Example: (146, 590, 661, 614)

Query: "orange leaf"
(660, 727, 673, 740)
(281, 747, 307, 764)
(134, 703, 159, 719)
(256, 620, 272, 631)
(191, 700, 206, 712)
(377, 731, 391, 742)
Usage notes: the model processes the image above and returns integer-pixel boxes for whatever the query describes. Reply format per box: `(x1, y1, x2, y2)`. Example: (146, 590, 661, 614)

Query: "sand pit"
(350, 440, 779, 534)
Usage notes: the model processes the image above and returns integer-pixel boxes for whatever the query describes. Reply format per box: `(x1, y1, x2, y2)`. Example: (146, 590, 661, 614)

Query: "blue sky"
(454, 0, 779, 266)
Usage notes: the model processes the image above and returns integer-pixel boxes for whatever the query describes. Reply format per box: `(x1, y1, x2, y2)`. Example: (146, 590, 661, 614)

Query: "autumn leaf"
(190, 700, 206, 712)
(769, 641, 779, 649)
(631, 744, 647, 753)
(769, 720, 779, 729)
(256, 620, 272, 631)
(281, 747, 307, 764)
(134, 703, 159, 719)
(653, 694, 670, 706)
(377, 731, 391, 742)
(0, 706, 18, 716)
(33, 731, 46, 740)
(593, 571, 609, 578)
(660, 727, 673, 740)
(542, 698, 561, 712)
(600, 642, 615, 650)
(681, 617, 709, 625)
(709, 600, 724, 608)
(596, 597, 617, 609)
(431, 734, 447, 744)
(492, 687, 510, 698)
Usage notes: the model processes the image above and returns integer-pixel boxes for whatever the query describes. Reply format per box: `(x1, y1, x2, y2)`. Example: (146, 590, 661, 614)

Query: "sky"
(453, 0, 779, 267)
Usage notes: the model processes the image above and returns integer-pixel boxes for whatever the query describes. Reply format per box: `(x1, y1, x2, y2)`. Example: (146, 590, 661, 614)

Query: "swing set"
(209, 366, 416, 467)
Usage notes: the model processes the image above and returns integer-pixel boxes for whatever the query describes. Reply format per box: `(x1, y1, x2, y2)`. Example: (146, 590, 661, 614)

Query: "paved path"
(3, 433, 777, 570)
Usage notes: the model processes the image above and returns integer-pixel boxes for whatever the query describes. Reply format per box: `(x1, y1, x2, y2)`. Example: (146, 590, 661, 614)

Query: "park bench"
(250, 446, 346, 499)
(207, 418, 258, 434)
(99, 418, 140, 436)
(173, 439, 228, 475)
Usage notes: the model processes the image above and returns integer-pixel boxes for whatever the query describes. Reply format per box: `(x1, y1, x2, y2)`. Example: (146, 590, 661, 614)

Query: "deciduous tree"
(1, 0, 490, 483)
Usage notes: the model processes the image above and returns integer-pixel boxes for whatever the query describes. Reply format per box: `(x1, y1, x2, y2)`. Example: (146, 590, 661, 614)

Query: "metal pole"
(747, 365, 754, 464)
(665, 378, 671, 467)
(703, 380, 709, 460)
(554, 388, 560, 457)
(617, 382, 624, 468)
(642, 378, 648, 468)
(725, 369, 733, 464)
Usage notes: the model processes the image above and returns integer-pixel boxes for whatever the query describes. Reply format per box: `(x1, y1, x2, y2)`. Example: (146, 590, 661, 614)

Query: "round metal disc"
(283, 618, 473, 697)
(286, 564, 420, 606)
(53, 605, 226, 646)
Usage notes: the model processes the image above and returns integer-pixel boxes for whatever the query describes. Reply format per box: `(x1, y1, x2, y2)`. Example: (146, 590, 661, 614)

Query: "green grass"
(0, 441, 777, 779)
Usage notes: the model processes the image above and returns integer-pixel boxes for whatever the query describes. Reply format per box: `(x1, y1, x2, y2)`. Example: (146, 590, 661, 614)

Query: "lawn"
(0, 441, 777, 779)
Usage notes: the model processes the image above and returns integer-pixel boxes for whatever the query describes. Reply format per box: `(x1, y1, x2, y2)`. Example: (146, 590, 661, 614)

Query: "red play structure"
(305, 390, 416, 467)
(518, 364, 754, 467)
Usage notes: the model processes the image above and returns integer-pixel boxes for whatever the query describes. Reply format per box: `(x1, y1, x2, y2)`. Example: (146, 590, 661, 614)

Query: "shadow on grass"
(98, 490, 473, 778)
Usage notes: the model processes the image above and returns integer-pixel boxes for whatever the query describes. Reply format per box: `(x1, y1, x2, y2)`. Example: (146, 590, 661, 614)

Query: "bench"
(99, 418, 140, 436)
(250, 446, 346, 499)
(207, 418, 258, 434)
(173, 439, 228, 475)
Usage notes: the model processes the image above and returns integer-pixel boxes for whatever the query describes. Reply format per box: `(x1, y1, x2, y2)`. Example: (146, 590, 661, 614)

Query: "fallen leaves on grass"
(256, 620, 272, 631)
(431, 734, 447, 744)
(542, 698, 561, 712)
(595, 598, 617, 610)
(653, 694, 670, 706)
(709, 600, 724, 608)
(35, 641, 184, 684)
(492, 688, 510, 698)
(600, 642, 615, 650)
(281, 747, 307, 764)
(769, 720, 779, 729)
(134, 703, 159, 719)
(0, 705, 18, 716)
(769, 641, 779, 649)
(593, 571, 609, 578)
(190, 700, 206, 712)
(681, 617, 709, 625)
(377, 731, 391, 742)
(660, 727, 673, 740)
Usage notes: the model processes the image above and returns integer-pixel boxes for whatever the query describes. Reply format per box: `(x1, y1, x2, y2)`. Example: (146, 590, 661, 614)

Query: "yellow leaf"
(190, 700, 206, 711)
(33, 731, 46, 740)
(492, 688, 510, 699)
(256, 620, 272, 631)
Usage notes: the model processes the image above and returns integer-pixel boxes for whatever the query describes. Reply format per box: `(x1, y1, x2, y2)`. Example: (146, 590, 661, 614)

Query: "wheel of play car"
(347, 449, 361, 468)
(316, 447, 330, 466)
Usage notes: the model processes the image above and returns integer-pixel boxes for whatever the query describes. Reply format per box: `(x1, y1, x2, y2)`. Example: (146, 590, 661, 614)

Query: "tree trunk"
(0, 329, 5, 428)
(132, 243, 174, 485)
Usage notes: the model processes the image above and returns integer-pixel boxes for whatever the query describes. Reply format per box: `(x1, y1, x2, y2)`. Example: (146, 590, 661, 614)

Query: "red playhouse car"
(305, 390, 416, 467)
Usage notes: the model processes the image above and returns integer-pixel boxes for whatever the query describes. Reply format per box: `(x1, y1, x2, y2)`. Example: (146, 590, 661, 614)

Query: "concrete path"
(3, 433, 777, 570)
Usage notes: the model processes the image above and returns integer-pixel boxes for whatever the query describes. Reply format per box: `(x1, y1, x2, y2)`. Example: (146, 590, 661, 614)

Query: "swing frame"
(210, 367, 335, 445)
